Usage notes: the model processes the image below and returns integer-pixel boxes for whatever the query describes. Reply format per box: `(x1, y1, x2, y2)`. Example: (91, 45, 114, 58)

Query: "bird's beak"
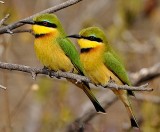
(20, 20, 35, 25)
(67, 34, 82, 39)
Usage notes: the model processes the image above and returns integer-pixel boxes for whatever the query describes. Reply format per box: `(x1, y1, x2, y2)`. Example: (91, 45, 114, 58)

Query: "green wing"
(58, 38, 106, 112)
(57, 38, 84, 75)
(104, 51, 135, 96)
(104, 51, 131, 86)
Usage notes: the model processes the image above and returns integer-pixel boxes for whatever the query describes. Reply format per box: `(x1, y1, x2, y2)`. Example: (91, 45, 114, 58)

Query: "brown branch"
(0, 0, 83, 34)
(0, 61, 153, 91)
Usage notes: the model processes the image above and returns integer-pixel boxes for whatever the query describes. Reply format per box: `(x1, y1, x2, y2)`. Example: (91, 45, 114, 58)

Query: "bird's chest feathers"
(81, 46, 104, 70)
(34, 34, 73, 71)
(81, 46, 119, 85)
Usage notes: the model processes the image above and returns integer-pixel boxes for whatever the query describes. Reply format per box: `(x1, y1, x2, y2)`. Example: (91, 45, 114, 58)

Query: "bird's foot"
(108, 77, 115, 84)
(42, 66, 55, 78)
(69, 68, 74, 73)
(42, 66, 50, 75)
(42, 66, 49, 72)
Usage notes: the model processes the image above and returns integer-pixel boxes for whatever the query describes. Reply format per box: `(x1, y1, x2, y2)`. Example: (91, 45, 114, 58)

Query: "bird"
(67, 27, 139, 128)
(20, 14, 105, 113)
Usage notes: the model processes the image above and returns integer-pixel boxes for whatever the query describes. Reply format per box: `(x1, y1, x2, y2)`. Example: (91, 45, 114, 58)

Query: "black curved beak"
(67, 34, 82, 39)
(20, 20, 35, 25)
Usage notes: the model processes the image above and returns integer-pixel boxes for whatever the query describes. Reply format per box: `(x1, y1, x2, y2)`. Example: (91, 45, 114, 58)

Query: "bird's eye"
(87, 36, 102, 42)
(43, 21, 48, 26)
(36, 21, 57, 28)
(89, 36, 95, 40)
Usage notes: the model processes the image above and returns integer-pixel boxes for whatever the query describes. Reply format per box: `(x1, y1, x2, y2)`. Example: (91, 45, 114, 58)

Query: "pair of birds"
(21, 14, 139, 128)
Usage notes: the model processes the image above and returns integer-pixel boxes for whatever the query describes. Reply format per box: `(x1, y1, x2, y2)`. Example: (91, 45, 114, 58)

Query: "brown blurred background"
(0, 0, 160, 132)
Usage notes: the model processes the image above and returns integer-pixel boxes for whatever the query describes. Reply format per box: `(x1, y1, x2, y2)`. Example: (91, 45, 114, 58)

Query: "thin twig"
(0, 61, 153, 91)
(0, 84, 6, 90)
(0, 14, 10, 27)
(0, 0, 83, 34)
(104, 82, 152, 91)
(12, 29, 33, 34)
(130, 62, 160, 85)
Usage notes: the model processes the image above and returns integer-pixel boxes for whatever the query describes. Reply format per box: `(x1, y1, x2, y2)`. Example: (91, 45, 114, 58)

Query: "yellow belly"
(34, 36, 73, 72)
(80, 47, 122, 85)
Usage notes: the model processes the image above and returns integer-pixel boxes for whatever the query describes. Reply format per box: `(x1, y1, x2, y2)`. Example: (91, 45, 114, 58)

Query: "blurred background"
(0, 0, 160, 132)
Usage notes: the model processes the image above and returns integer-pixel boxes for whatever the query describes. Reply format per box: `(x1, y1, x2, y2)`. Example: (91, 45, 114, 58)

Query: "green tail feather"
(83, 86, 106, 113)
(127, 98, 139, 128)
(67, 79, 105, 113)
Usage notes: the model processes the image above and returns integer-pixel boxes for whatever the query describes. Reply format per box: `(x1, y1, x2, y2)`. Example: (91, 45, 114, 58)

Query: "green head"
(21, 14, 65, 37)
(68, 27, 108, 49)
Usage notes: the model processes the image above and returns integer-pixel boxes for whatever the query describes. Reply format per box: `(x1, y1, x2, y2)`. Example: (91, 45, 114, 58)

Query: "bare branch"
(0, 0, 83, 34)
(0, 14, 10, 27)
(0, 61, 153, 91)
(11, 29, 33, 34)
(0, 84, 6, 90)
(65, 63, 160, 131)
(0, 62, 158, 131)
(130, 62, 160, 85)
(104, 82, 152, 91)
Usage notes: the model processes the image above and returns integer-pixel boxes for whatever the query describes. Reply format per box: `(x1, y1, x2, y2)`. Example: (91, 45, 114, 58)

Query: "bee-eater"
(67, 27, 139, 128)
(20, 14, 105, 113)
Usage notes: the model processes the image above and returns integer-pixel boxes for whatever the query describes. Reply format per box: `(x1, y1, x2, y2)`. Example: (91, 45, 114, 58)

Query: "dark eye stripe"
(35, 21, 57, 28)
(83, 36, 103, 42)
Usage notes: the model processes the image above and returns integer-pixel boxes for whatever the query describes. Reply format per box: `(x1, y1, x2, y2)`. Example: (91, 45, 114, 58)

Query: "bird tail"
(125, 100, 139, 128)
(67, 79, 106, 113)
(82, 84, 106, 113)
(113, 90, 139, 128)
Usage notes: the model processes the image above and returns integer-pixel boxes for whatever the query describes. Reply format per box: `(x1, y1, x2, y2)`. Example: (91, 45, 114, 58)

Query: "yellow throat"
(32, 25, 58, 35)
(78, 39, 103, 49)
